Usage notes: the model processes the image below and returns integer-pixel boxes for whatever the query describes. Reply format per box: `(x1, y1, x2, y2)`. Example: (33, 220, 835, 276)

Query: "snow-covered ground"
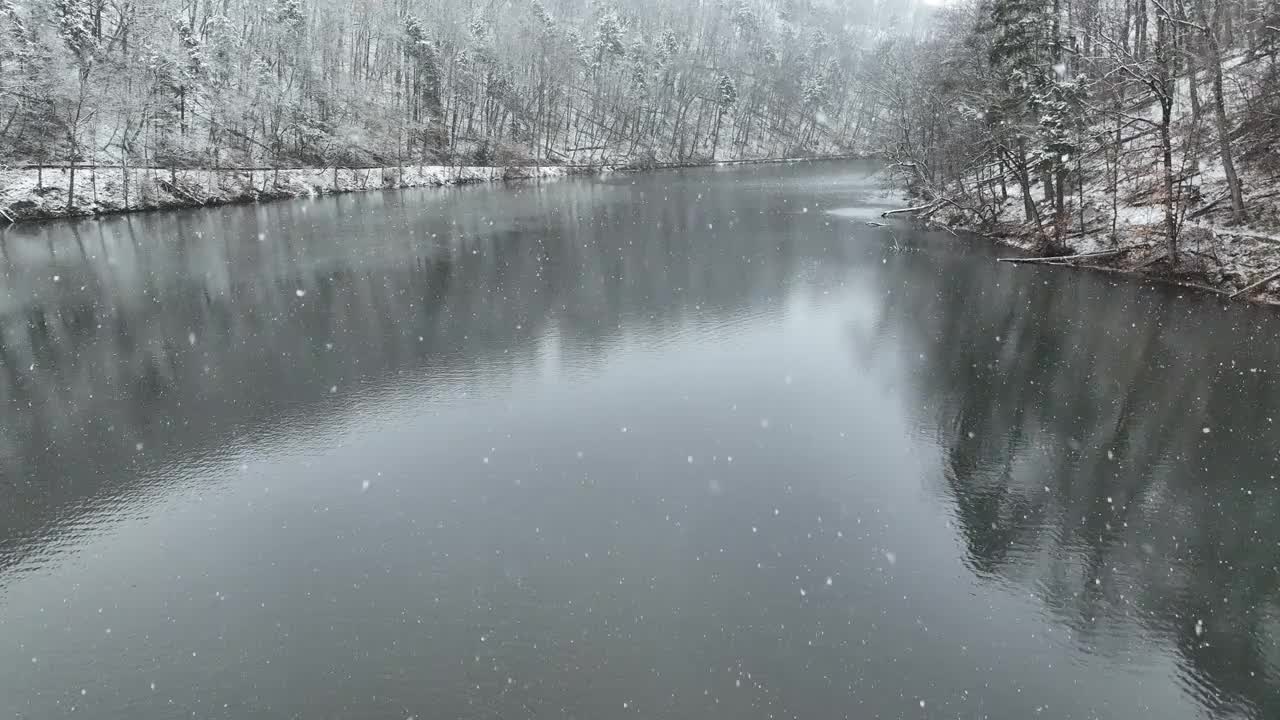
(961, 169, 1280, 302)
(1, 150, 864, 223)
(0, 164, 574, 223)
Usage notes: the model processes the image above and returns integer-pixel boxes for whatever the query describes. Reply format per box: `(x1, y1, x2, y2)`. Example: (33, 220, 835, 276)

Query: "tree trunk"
(1186, 12, 1203, 178)
(1110, 87, 1125, 241)
(1160, 101, 1179, 263)
(1076, 156, 1085, 235)
(710, 110, 722, 161)
(1016, 142, 1036, 223)
(1157, 15, 1179, 262)
(121, 142, 129, 208)
(1136, 0, 1149, 58)
(1055, 166, 1067, 241)
(1195, 0, 1248, 223)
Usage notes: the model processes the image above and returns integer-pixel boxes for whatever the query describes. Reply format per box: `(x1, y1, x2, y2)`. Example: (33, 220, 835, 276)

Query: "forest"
(0, 1, 908, 180)
(873, 0, 1280, 291)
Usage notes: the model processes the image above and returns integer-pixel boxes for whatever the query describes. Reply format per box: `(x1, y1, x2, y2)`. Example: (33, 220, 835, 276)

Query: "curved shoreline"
(0, 155, 867, 226)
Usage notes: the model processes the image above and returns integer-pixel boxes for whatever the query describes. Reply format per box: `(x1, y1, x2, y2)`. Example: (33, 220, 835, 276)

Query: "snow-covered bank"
(982, 226, 1280, 302)
(978, 143, 1280, 305)
(941, 206, 1280, 306)
(0, 164, 578, 223)
(893, 203, 1280, 307)
(610, 153, 868, 171)
(0, 155, 868, 224)
(884, 48, 1280, 307)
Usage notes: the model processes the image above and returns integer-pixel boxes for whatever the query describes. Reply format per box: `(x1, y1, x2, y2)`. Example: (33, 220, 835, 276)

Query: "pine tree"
(980, 0, 1056, 229)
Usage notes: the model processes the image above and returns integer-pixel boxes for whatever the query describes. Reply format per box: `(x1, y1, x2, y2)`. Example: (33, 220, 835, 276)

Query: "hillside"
(865, 0, 1280, 302)
(0, 0, 925, 220)
(985, 52, 1280, 298)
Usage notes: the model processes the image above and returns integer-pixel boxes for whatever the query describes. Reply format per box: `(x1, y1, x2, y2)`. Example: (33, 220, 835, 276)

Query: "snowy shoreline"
(960, 220, 1280, 306)
(0, 164, 581, 224)
(0, 155, 866, 225)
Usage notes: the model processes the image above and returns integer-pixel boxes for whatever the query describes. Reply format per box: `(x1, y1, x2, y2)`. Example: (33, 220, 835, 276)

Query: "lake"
(1, 160, 1278, 719)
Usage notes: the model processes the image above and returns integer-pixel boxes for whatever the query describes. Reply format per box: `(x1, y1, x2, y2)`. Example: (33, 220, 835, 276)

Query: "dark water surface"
(2, 161, 1279, 719)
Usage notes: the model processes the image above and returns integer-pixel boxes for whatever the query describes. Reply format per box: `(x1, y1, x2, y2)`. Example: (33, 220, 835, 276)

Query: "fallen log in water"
(881, 203, 934, 217)
(996, 247, 1139, 265)
(882, 196, 974, 224)
(1230, 266, 1280, 298)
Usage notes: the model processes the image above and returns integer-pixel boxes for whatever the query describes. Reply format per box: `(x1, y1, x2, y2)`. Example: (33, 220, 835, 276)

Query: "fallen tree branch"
(1174, 280, 1232, 296)
(158, 178, 202, 204)
(1230, 266, 1280, 298)
(881, 203, 934, 217)
(1187, 191, 1228, 219)
(997, 246, 1138, 265)
(882, 196, 974, 221)
(1137, 253, 1169, 270)
(1056, 261, 1230, 295)
(922, 196, 970, 218)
